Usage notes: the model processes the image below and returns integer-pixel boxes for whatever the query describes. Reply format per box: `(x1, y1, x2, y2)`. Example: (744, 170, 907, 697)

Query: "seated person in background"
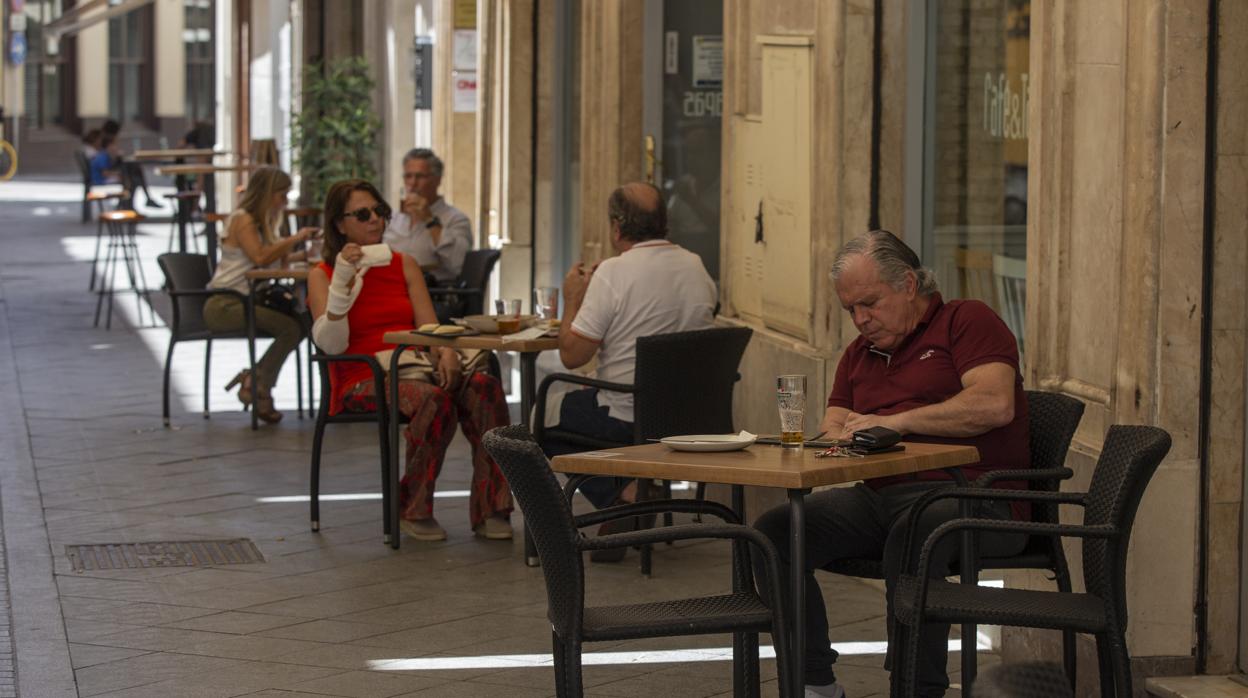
(101, 119, 160, 209)
(81, 129, 103, 161)
(382, 148, 473, 285)
(541, 182, 717, 560)
(308, 179, 513, 542)
(201, 167, 316, 424)
(180, 121, 216, 150)
(89, 133, 122, 186)
(753, 230, 1030, 698)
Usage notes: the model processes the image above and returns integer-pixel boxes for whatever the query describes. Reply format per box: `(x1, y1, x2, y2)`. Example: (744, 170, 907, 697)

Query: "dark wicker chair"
(974, 661, 1074, 698)
(157, 253, 266, 427)
(892, 425, 1172, 698)
(308, 348, 394, 545)
(822, 390, 1085, 689)
(311, 346, 503, 548)
(481, 425, 792, 698)
(427, 248, 501, 322)
(533, 326, 753, 575)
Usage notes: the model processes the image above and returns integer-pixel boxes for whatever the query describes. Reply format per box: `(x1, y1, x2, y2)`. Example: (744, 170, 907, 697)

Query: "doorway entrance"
(643, 0, 723, 281)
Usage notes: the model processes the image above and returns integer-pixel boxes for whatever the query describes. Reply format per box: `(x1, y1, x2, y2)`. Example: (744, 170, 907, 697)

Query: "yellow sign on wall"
(454, 0, 476, 29)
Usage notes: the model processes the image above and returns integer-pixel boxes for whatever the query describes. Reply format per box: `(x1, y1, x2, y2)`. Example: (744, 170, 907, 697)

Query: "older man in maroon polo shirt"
(754, 230, 1029, 698)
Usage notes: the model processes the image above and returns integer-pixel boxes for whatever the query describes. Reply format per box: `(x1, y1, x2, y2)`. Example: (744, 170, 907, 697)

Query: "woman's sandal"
(224, 369, 282, 423)
(253, 396, 283, 424)
(224, 369, 255, 406)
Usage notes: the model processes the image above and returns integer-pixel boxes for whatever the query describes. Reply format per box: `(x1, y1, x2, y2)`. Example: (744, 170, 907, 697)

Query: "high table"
(551, 441, 980, 697)
(244, 268, 310, 431)
(132, 148, 227, 161)
(381, 330, 558, 550)
(157, 162, 258, 265)
(130, 151, 224, 252)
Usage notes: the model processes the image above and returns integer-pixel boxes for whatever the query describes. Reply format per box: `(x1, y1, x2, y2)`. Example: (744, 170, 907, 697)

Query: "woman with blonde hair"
(203, 166, 318, 423)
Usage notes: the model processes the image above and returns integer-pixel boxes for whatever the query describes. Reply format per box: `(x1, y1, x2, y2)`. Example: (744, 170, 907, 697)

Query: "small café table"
(134, 151, 226, 251)
(551, 441, 980, 697)
(381, 329, 559, 550)
(243, 268, 310, 431)
(157, 162, 258, 264)
(132, 148, 227, 161)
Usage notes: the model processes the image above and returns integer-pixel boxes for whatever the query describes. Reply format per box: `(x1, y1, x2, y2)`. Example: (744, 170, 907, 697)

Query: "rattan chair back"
(483, 426, 584, 636)
(632, 327, 752, 442)
(1081, 425, 1171, 619)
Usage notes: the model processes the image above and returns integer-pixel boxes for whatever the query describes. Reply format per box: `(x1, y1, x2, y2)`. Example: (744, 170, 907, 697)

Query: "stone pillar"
(433, 0, 478, 228)
(575, 0, 643, 261)
(1204, 0, 1248, 674)
(154, 0, 186, 120)
(76, 20, 108, 118)
(364, 0, 417, 201)
(1013, 0, 1208, 684)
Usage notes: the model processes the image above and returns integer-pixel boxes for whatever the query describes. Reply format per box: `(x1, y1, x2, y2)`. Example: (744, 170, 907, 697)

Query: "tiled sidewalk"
(0, 180, 986, 697)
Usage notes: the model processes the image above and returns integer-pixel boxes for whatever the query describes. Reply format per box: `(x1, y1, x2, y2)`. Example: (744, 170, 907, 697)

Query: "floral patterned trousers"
(342, 372, 512, 527)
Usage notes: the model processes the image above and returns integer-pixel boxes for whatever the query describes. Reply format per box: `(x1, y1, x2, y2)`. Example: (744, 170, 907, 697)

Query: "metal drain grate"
(65, 539, 265, 571)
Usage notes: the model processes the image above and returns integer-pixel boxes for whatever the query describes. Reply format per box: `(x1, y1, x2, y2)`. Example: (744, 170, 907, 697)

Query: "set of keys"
(814, 445, 867, 459)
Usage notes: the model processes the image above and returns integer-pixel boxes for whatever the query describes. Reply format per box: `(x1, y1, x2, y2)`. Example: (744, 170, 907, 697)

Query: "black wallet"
(850, 426, 903, 454)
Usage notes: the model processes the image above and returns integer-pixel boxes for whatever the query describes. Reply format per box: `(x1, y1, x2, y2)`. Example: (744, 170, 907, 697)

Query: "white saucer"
(659, 433, 757, 452)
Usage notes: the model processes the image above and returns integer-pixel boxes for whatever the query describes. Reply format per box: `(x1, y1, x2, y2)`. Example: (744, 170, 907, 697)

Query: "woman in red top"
(307, 179, 512, 542)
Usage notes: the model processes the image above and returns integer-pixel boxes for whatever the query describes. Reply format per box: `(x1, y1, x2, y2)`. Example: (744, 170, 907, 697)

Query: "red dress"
(319, 253, 415, 416)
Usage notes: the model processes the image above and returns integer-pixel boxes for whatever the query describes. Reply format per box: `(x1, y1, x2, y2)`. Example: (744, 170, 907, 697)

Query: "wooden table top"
(245, 268, 310, 281)
(383, 330, 559, 353)
(156, 163, 258, 176)
(551, 441, 980, 490)
(132, 148, 226, 161)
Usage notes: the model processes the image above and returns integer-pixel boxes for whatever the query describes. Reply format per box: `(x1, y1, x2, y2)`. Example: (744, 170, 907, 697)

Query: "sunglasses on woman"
(340, 202, 392, 223)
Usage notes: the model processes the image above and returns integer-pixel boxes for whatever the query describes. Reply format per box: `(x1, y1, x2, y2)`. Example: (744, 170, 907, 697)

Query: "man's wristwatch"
(425, 216, 442, 228)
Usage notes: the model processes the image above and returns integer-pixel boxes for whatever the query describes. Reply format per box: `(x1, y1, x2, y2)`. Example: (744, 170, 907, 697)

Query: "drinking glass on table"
(533, 286, 559, 321)
(777, 375, 807, 449)
(494, 299, 523, 333)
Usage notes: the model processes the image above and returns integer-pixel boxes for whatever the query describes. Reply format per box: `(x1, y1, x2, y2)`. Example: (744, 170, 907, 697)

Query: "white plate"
(660, 434, 757, 452)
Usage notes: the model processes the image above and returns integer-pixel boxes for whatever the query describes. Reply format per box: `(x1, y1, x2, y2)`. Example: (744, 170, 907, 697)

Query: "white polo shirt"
(570, 239, 717, 422)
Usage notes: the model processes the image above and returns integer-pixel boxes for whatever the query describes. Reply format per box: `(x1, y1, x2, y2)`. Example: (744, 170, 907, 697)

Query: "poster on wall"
(453, 29, 477, 71)
(692, 35, 723, 88)
(453, 72, 477, 112)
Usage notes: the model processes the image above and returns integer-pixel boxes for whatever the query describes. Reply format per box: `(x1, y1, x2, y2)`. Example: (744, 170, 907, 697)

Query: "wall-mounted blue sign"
(8, 32, 26, 67)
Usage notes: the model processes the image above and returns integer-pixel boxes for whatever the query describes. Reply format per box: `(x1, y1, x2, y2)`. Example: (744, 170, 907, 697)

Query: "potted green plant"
(292, 56, 381, 206)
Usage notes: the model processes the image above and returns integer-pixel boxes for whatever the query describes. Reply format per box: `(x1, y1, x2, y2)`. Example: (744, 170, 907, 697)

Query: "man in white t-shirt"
(383, 148, 474, 284)
(544, 182, 717, 531)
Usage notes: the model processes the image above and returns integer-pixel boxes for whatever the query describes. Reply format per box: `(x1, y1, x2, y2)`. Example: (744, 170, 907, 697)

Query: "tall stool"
(94, 210, 155, 330)
(88, 189, 130, 291)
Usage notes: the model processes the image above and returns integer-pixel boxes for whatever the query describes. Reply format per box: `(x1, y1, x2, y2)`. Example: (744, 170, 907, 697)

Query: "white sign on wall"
(453, 72, 477, 112)
(692, 35, 723, 88)
(453, 30, 477, 71)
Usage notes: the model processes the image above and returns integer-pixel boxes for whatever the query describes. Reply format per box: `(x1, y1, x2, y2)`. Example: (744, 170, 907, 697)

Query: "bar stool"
(94, 210, 155, 330)
(87, 189, 130, 291)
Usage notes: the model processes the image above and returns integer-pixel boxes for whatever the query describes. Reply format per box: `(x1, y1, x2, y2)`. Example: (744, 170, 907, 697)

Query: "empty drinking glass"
(533, 286, 559, 320)
(777, 375, 807, 449)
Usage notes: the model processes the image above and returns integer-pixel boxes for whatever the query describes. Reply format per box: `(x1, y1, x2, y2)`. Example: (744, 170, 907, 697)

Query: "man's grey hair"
(402, 148, 444, 177)
(830, 229, 939, 295)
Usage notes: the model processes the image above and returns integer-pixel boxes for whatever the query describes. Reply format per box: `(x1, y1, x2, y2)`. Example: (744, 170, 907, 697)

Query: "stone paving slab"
(0, 180, 999, 697)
